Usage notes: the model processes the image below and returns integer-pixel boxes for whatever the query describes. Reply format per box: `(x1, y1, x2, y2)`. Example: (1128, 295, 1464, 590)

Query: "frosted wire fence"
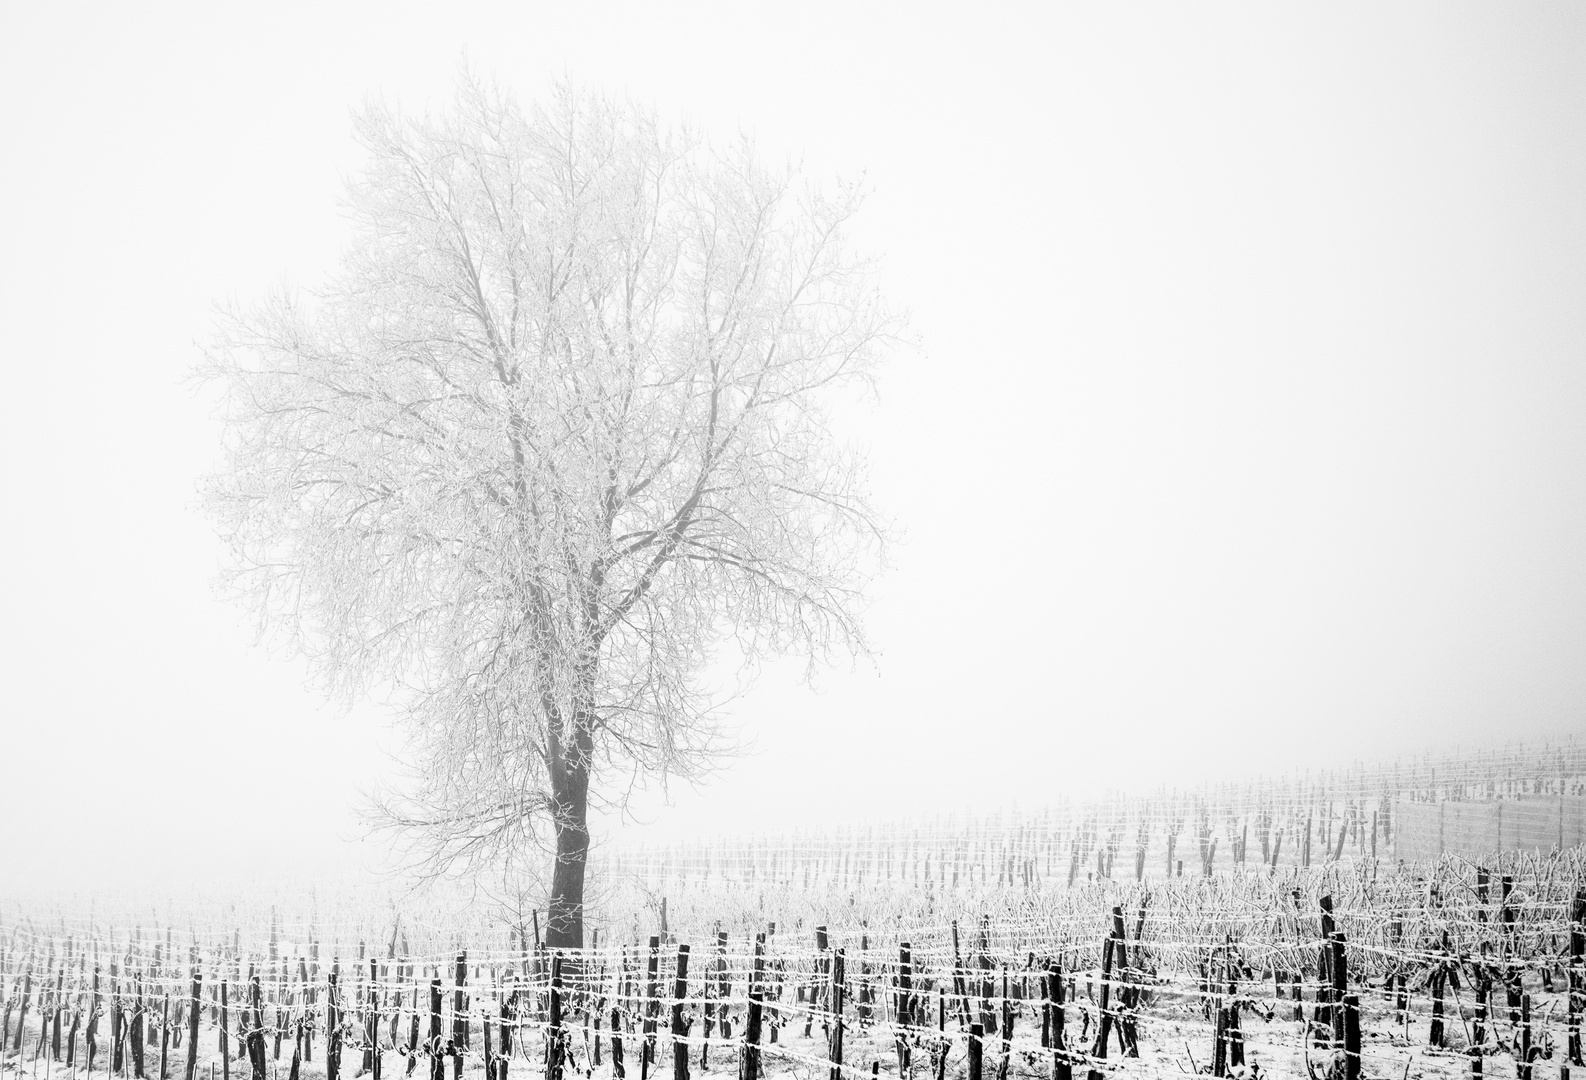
(3, 852, 1585, 1080)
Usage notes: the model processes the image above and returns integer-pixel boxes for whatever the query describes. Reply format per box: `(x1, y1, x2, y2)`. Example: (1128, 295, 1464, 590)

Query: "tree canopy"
(202, 79, 898, 944)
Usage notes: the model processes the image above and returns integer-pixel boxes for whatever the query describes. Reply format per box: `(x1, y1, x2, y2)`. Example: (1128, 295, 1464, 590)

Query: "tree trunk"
(545, 719, 592, 949)
(546, 802, 590, 948)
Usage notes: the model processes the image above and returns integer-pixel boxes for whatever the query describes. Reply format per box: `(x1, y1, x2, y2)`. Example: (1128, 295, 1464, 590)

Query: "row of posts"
(5, 891, 1584, 1080)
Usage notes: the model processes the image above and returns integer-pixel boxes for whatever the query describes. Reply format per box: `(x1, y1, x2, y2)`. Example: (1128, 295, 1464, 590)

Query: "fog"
(2, 2, 1583, 892)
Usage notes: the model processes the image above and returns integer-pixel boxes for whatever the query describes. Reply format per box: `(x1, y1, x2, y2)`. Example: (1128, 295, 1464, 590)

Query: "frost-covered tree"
(201, 79, 896, 946)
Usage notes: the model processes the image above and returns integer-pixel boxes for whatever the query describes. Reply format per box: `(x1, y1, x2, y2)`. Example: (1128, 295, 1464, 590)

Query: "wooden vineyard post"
(119, 949, 135, 1068)
(1390, 918, 1408, 1024)
(498, 975, 514, 1080)
(611, 1005, 626, 1080)
(1040, 969, 1050, 1050)
(739, 935, 764, 1080)
(701, 937, 715, 1070)
(671, 945, 690, 1080)
(827, 949, 844, 1080)
(1091, 927, 1116, 1076)
(949, 924, 970, 1030)
(1314, 896, 1335, 1046)
(548, 953, 565, 1080)
(248, 977, 266, 1080)
(1328, 933, 1348, 1051)
(1571, 888, 1584, 1066)
(1047, 964, 1069, 1080)
(857, 934, 871, 1024)
(160, 991, 171, 1080)
(46, 950, 61, 1063)
(996, 970, 1011, 1080)
(716, 931, 732, 1043)
(739, 943, 762, 1080)
(644, 936, 661, 1080)
(452, 953, 467, 1080)
(132, 967, 147, 1076)
(186, 969, 202, 1080)
(591, 930, 603, 1069)
(977, 917, 994, 1036)
(326, 969, 342, 1080)
(403, 973, 419, 1078)
(1211, 974, 1227, 1079)
(967, 1023, 983, 1080)
(807, 927, 827, 1040)
(1109, 906, 1138, 1056)
(1518, 993, 1533, 1080)
(1431, 969, 1447, 1049)
(110, 957, 121, 1073)
(298, 958, 313, 1064)
(763, 924, 778, 1047)
(1342, 993, 1361, 1080)
(87, 964, 102, 1076)
(218, 977, 231, 1080)
(427, 979, 443, 1080)
(367, 959, 382, 1080)
(1213, 936, 1244, 1076)
(287, 967, 304, 1080)
(1493, 874, 1516, 1017)
(897, 942, 914, 1027)
(896, 942, 913, 1078)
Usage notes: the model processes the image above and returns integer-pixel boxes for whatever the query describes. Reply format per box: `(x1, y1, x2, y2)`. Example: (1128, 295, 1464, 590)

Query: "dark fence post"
(452, 954, 467, 1080)
(497, 973, 514, 1080)
(717, 931, 732, 1043)
(895, 943, 913, 1078)
(644, 936, 661, 1080)
(1329, 933, 1348, 1050)
(427, 978, 442, 1080)
(366, 960, 381, 1080)
(996, 970, 1012, 1080)
(328, 968, 343, 1080)
(86, 964, 102, 1075)
(132, 969, 148, 1078)
(612, 1006, 626, 1080)
(827, 950, 844, 1080)
(1048, 964, 1069, 1080)
(1519, 993, 1534, 1080)
(1092, 928, 1115, 1074)
(547, 953, 565, 1080)
(671, 946, 691, 1080)
(248, 976, 267, 1080)
(740, 936, 765, 1080)
(108, 959, 119, 1073)
(185, 969, 201, 1080)
(159, 991, 172, 1080)
(1570, 889, 1584, 1066)
(1343, 993, 1361, 1080)
(221, 978, 232, 1080)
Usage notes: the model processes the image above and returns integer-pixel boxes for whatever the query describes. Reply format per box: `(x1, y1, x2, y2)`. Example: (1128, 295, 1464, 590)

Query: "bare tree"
(201, 78, 897, 946)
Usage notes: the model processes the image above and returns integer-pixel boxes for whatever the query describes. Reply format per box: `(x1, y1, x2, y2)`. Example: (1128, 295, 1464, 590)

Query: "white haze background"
(2, 2, 1584, 892)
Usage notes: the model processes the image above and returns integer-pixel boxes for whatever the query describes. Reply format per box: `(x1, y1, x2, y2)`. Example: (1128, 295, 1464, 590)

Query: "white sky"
(2, 2, 1584, 894)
